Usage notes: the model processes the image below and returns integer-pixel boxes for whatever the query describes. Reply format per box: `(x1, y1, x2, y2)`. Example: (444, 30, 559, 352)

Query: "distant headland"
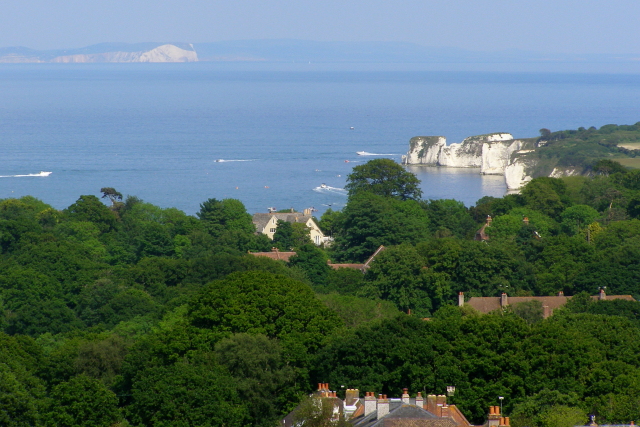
(3, 40, 640, 65)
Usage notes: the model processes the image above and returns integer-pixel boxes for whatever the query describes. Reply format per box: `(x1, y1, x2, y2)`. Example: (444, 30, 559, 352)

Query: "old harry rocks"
(402, 133, 545, 190)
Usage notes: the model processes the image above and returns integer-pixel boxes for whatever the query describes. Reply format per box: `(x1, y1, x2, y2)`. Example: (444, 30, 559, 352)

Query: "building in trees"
(249, 245, 386, 272)
(252, 209, 329, 245)
(283, 384, 506, 427)
(458, 289, 635, 318)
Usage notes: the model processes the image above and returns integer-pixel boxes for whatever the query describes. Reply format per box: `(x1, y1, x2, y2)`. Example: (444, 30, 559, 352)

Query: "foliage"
(44, 374, 121, 427)
(2, 160, 640, 426)
(186, 271, 342, 363)
(196, 198, 254, 236)
(317, 294, 400, 328)
(345, 158, 422, 200)
(332, 193, 430, 262)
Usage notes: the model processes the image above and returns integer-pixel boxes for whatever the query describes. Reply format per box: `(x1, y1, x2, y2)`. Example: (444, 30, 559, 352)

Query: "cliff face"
(50, 44, 198, 63)
(0, 44, 198, 63)
(403, 133, 540, 189)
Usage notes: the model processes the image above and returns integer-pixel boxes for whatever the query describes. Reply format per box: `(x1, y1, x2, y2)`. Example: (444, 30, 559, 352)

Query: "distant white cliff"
(402, 133, 541, 189)
(0, 43, 198, 63)
(50, 44, 198, 63)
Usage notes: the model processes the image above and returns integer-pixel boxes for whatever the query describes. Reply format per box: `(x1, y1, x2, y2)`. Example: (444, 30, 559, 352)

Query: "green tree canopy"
(196, 198, 255, 236)
(333, 193, 430, 262)
(345, 158, 422, 200)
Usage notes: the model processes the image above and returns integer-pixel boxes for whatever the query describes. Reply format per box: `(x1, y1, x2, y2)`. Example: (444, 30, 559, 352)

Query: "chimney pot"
(364, 392, 377, 416)
(377, 394, 390, 419)
(458, 292, 465, 307)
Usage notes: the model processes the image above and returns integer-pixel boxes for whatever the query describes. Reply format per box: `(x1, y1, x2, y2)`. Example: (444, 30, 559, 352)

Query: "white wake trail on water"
(356, 151, 399, 156)
(214, 159, 258, 163)
(0, 171, 52, 178)
(313, 185, 348, 195)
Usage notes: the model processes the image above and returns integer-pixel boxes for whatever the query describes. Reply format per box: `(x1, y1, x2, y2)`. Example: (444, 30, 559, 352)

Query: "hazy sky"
(2, 0, 639, 54)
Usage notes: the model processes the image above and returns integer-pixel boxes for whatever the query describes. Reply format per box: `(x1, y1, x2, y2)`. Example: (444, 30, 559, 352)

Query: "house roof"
(252, 212, 314, 229)
(249, 249, 297, 262)
(330, 263, 367, 270)
(351, 402, 457, 427)
(252, 213, 276, 231)
(467, 294, 635, 314)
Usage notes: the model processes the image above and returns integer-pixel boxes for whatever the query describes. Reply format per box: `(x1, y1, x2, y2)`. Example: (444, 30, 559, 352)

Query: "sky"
(1, 0, 639, 54)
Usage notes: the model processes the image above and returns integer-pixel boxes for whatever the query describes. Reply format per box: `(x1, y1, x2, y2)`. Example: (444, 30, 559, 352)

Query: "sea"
(1, 62, 640, 217)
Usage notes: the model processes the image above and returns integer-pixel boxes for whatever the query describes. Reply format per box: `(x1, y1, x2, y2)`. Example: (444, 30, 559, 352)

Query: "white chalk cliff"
(402, 133, 540, 189)
(50, 44, 198, 63)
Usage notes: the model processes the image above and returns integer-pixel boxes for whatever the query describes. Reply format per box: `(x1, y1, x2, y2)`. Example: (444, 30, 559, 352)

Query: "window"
(270, 228, 276, 233)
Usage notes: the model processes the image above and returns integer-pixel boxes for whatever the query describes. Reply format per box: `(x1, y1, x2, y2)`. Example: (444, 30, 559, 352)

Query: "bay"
(1, 63, 639, 216)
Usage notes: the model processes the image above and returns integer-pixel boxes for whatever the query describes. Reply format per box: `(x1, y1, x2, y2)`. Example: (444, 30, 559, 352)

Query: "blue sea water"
(1, 63, 639, 216)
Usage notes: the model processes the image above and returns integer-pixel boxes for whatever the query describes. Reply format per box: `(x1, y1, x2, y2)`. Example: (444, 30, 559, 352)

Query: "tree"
(360, 244, 449, 316)
(560, 205, 600, 236)
(289, 244, 331, 288)
(63, 195, 117, 233)
(345, 158, 422, 200)
(99, 188, 123, 214)
(186, 271, 342, 363)
(421, 199, 476, 238)
(592, 159, 627, 176)
(291, 395, 350, 427)
(511, 300, 544, 325)
(215, 333, 295, 427)
(44, 374, 121, 427)
(126, 357, 249, 427)
(333, 193, 430, 262)
(197, 198, 255, 236)
(273, 220, 311, 250)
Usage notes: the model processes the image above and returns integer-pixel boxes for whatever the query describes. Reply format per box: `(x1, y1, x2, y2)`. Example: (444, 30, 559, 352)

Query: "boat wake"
(356, 151, 399, 156)
(214, 159, 257, 163)
(313, 185, 348, 195)
(0, 171, 52, 178)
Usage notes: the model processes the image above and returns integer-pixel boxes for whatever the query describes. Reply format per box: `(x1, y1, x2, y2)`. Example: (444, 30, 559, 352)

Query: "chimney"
(364, 392, 377, 416)
(558, 291, 564, 296)
(458, 292, 464, 307)
(415, 392, 424, 409)
(436, 395, 447, 407)
(345, 389, 359, 406)
(440, 405, 450, 418)
(402, 388, 410, 404)
(523, 217, 529, 225)
(599, 288, 606, 300)
(377, 395, 389, 419)
(486, 215, 492, 225)
(304, 208, 311, 216)
(501, 292, 508, 307)
(488, 406, 501, 427)
(426, 395, 437, 413)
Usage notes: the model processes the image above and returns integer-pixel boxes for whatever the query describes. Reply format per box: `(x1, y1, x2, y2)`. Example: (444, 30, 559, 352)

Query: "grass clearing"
(617, 158, 640, 168)
(618, 142, 640, 150)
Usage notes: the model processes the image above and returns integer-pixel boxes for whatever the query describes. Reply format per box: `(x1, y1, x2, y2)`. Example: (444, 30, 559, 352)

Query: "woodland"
(2, 153, 640, 426)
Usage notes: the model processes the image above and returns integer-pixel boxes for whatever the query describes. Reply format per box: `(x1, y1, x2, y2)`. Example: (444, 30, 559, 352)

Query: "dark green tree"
(197, 198, 255, 236)
(215, 333, 295, 427)
(289, 244, 331, 288)
(345, 158, 422, 200)
(44, 374, 121, 427)
(333, 193, 430, 262)
(63, 195, 117, 233)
